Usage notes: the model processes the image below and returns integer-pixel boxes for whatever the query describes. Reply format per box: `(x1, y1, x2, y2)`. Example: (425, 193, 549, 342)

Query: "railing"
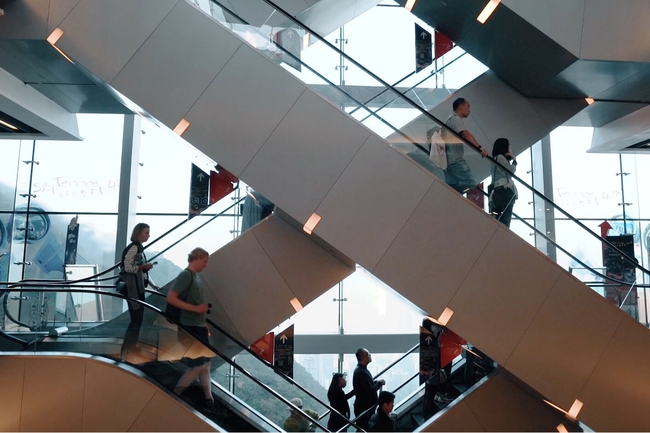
(197, 0, 650, 320)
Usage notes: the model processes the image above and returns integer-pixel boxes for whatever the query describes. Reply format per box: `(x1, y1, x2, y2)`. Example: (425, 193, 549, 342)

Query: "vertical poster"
(274, 324, 294, 378)
(275, 28, 302, 72)
(604, 234, 638, 319)
(415, 24, 432, 72)
(419, 326, 438, 385)
(64, 216, 79, 265)
(189, 164, 210, 219)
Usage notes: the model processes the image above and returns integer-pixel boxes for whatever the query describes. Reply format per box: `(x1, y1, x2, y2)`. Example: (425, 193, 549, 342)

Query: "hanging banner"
(274, 324, 294, 378)
(440, 328, 467, 368)
(415, 24, 432, 72)
(209, 164, 239, 205)
(64, 216, 79, 265)
(434, 30, 454, 59)
(603, 234, 638, 319)
(418, 325, 438, 385)
(250, 331, 275, 364)
(189, 164, 210, 219)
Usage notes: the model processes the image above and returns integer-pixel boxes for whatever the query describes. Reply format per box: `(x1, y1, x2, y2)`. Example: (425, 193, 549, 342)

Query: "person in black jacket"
(328, 372, 354, 432)
(369, 391, 400, 432)
(352, 348, 385, 431)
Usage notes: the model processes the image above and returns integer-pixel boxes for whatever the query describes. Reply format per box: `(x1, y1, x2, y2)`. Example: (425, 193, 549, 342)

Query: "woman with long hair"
(327, 372, 353, 432)
(119, 222, 154, 360)
(490, 138, 518, 228)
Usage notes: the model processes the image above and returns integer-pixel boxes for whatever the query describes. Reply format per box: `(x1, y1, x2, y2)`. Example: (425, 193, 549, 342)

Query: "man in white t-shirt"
(443, 98, 488, 194)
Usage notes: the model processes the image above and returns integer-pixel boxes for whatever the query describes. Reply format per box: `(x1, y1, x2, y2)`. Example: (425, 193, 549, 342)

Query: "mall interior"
(1, 0, 650, 431)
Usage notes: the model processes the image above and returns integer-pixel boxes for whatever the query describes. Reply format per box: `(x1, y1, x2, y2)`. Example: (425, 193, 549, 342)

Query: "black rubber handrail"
(1, 286, 328, 431)
(145, 290, 362, 431)
(255, 0, 650, 279)
(0, 195, 245, 288)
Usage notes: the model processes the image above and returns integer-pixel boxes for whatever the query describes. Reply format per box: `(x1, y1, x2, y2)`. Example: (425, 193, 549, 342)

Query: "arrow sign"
(415, 23, 432, 73)
(599, 220, 612, 238)
(189, 164, 210, 219)
(274, 325, 294, 378)
(425, 335, 433, 344)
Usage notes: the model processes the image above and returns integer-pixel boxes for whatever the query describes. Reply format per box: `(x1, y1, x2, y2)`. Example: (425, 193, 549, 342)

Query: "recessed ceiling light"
(0, 118, 19, 131)
(477, 0, 501, 24)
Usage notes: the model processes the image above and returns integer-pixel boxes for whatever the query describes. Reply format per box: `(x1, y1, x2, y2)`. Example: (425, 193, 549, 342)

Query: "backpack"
(116, 241, 145, 295)
(165, 270, 193, 323)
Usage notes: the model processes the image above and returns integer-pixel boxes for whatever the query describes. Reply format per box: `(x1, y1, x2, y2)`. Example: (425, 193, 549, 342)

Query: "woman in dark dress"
(327, 372, 354, 432)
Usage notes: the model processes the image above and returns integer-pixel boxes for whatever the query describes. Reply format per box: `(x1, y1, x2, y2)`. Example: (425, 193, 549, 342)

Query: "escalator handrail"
(2, 286, 329, 432)
(1, 195, 245, 288)
(255, 0, 650, 279)
(145, 290, 361, 431)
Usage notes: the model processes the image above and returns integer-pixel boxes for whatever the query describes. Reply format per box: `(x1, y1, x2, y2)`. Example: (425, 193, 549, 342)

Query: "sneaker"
(434, 393, 454, 404)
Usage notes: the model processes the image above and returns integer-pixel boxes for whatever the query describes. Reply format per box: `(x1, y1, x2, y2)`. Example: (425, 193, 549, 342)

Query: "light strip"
(567, 399, 583, 418)
(302, 33, 311, 50)
(438, 307, 454, 326)
(47, 28, 64, 45)
(405, 0, 417, 12)
(302, 212, 321, 235)
(0, 118, 19, 131)
(290, 297, 303, 312)
(477, 0, 501, 24)
(173, 118, 190, 136)
(585, 97, 595, 105)
(556, 424, 568, 433)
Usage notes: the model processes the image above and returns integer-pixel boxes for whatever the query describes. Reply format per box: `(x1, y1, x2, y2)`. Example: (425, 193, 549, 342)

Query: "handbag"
(165, 270, 193, 323)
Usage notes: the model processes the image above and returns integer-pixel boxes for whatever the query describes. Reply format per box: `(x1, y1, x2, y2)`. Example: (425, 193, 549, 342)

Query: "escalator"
(4, 1, 650, 430)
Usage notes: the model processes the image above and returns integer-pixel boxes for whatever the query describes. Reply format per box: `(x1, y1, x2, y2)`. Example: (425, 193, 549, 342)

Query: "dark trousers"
(354, 406, 373, 432)
(121, 294, 145, 357)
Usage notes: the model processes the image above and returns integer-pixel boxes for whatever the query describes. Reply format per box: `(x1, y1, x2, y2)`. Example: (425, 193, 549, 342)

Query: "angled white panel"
(448, 227, 562, 365)
(578, 316, 650, 431)
(297, 0, 381, 39)
(591, 104, 650, 152)
(56, 0, 179, 83)
(423, 399, 485, 432)
(47, 0, 81, 35)
(0, 357, 25, 431)
(0, 66, 81, 140)
(373, 180, 498, 318)
(21, 357, 86, 431)
(241, 90, 370, 224)
(502, 0, 584, 57)
(131, 391, 214, 432)
(83, 360, 156, 431)
(110, 1, 242, 129)
(251, 215, 355, 308)
(454, 372, 572, 432)
(505, 273, 623, 409)
(314, 137, 434, 270)
(580, 0, 650, 61)
(201, 229, 296, 344)
(184, 46, 306, 176)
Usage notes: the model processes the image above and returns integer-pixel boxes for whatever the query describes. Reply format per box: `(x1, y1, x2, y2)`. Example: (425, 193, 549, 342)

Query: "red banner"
(209, 164, 239, 205)
(440, 328, 467, 368)
(250, 332, 274, 364)
(434, 30, 454, 60)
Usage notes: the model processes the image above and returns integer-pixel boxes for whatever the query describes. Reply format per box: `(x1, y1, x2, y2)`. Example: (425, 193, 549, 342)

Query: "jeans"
(444, 159, 477, 194)
(491, 187, 516, 228)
